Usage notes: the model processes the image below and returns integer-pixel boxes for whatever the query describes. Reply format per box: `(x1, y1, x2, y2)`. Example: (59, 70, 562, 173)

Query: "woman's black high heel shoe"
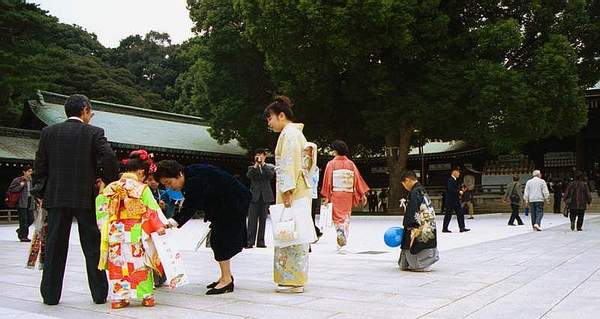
(207, 276, 233, 289)
(206, 281, 234, 295)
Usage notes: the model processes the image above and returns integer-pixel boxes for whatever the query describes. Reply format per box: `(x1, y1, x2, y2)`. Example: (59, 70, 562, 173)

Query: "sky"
(29, 0, 195, 48)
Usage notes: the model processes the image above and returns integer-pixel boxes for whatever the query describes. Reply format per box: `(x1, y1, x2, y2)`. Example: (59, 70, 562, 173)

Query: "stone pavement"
(0, 213, 599, 319)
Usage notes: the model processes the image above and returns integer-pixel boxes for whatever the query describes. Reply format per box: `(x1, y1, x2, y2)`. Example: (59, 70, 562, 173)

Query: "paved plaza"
(0, 213, 599, 319)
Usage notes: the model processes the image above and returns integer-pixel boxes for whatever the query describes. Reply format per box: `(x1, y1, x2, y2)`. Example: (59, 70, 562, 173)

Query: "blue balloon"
(384, 226, 404, 248)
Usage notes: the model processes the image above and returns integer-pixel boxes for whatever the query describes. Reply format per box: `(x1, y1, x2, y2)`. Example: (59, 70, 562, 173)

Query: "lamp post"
(420, 144, 425, 185)
(414, 129, 426, 185)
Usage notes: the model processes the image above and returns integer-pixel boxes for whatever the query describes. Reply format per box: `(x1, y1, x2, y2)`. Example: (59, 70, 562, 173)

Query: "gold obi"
(108, 198, 146, 222)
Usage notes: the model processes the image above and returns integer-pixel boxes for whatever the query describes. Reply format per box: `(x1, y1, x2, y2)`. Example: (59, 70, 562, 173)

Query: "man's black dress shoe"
(206, 282, 234, 295)
(94, 299, 106, 305)
(257, 244, 267, 248)
(442, 229, 451, 233)
(460, 228, 471, 233)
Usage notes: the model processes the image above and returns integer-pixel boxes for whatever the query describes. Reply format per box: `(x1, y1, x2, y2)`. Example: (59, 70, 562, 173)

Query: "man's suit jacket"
(444, 176, 461, 209)
(246, 163, 275, 203)
(32, 119, 119, 210)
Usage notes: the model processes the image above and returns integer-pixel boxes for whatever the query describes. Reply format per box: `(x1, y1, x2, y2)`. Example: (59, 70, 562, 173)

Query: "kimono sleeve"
(351, 162, 370, 206)
(403, 190, 423, 229)
(95, 194, 110, 270)
(320, 161, 333, 200)
(276, 133, 302, 194)
(95, 194, 109, 226)
(140, 187, 165, 235)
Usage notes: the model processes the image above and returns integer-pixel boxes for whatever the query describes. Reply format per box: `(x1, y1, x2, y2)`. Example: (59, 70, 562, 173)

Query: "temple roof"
(27, 91, 247, 157)
(0, 128, 40, 162)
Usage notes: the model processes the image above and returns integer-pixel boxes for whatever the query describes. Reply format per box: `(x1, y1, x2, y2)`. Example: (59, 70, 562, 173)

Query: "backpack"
(4, 190, 20, 208)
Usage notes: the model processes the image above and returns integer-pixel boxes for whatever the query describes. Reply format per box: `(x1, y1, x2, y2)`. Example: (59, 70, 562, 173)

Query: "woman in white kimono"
(265, 95, 316, 293)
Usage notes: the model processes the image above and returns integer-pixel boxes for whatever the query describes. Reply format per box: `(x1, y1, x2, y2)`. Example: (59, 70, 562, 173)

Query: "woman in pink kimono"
(321, 140, 369, 251)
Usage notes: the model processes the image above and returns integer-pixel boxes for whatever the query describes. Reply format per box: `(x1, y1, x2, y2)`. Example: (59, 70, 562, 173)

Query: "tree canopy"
(0, 0, 179, 125)
(183, 0, 598, 207)
(2, 0, 598, 209)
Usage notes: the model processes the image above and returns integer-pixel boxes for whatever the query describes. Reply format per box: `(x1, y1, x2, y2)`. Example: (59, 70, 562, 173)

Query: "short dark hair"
(64, 94, 91, 118)
(154, 160, 185, 180)
(574, 170, 584, 181)
(452, 167, 461, 173)
(331, 140, 349, 156)
(513, 175, 520, 181)
(255, 148, 267, 155)
(400, 170, 418, 182)
(264, 95, 294, 121)
(22, 165, 32, 172)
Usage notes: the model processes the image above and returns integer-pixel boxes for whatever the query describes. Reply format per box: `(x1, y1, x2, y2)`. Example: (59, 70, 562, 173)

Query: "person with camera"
(246, 148, 275, 248)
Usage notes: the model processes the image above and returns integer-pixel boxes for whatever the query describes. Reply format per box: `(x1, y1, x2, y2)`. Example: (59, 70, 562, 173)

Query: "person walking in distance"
(563, 170, 592, 231)
(523, 170, 550, 231)
(442, 167, 470, 233)
(8, 165, 35, 242)
(503, 176, 524, 226)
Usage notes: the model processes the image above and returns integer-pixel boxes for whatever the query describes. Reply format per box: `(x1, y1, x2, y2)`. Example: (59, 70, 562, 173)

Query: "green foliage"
(230, 0, 595, 155)
(0, 0, 171, 125)
(172, 0, 275, 151)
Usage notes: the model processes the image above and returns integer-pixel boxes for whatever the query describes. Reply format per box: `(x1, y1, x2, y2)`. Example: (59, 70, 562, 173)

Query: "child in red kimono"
(321, 140, 369, 251)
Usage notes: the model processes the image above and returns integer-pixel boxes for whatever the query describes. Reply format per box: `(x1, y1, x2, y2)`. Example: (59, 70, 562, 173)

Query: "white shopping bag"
(318, 202, 333, 229)
(151, 232, 189, 289)
(269, 197, 317, 248)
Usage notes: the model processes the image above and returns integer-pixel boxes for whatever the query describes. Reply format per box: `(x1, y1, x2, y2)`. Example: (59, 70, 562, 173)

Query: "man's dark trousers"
(41, 208, 108, 304)
(442, 205, 466, 231)
(17, 206, 34, 239)
(247, 196, 268, 247)
(508, 204, 524, 225)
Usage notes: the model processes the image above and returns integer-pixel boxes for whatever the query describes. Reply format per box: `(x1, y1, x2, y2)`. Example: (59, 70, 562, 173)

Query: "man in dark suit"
(31, 94, 119, 306)
(246, 148, 274, 248)
(442, 167, 470, 233)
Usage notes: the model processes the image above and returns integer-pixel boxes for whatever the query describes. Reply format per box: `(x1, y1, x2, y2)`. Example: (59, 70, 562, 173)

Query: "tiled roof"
(0, 128, 40, 161)
(28, 91, 247, 156)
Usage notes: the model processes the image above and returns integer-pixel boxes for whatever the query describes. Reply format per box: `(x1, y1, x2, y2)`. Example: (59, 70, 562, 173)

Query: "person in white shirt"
(523, 170, 550, 231)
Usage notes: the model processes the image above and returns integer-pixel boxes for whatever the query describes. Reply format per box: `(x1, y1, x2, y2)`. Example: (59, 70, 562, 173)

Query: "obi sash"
(332, 169, 355, 193)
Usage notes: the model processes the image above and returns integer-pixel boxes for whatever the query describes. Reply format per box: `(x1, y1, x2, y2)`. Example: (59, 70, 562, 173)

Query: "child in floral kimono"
(96, 150, 166, 309)
(321, 140, 369, 252)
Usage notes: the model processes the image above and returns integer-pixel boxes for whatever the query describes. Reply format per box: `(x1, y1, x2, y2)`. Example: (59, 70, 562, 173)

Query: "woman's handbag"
(273, 207, 298, 242)
(270, 197, 316, 247)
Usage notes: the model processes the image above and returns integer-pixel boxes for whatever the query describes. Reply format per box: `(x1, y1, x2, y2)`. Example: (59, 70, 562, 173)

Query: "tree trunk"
(385, 124, 413, 212)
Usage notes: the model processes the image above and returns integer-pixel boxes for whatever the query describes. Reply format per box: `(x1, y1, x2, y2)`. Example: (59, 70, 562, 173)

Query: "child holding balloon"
(398, 170, 439, 271)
